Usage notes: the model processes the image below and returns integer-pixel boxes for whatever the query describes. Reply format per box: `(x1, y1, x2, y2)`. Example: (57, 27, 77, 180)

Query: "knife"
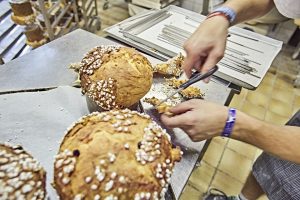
(152, 65, 219, 108)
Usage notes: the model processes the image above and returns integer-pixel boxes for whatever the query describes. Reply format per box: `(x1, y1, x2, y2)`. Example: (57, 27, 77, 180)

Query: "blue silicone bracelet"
(211, 7, 237, 25)
(221, 108, 236, 137)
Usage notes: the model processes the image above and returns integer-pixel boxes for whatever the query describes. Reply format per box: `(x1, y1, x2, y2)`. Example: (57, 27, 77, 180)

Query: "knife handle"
(180, 65, 219, 89)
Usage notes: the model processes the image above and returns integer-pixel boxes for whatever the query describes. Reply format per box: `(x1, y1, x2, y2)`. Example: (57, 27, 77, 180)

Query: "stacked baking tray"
(131, 0, 178, 9)
(105, 5, 283, 90)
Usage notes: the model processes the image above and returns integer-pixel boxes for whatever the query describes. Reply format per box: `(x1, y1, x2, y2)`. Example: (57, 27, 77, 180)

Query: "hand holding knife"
(154, 65, 219, 108)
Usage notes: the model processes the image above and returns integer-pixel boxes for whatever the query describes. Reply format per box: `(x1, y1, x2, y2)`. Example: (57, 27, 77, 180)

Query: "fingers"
(201, 49, 224, 73)
(183, 47, 223, 82)
(161, 99, 202, 128)
(169, 100, 197, 115)
(161, 113, 189, 128)
(182, 53, 198, 78)
(193, 59, 203, 72)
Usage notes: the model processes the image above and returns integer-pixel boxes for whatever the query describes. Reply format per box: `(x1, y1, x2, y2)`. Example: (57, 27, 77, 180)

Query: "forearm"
(223, 0, 275, 25)
(232, 111, 300, 164)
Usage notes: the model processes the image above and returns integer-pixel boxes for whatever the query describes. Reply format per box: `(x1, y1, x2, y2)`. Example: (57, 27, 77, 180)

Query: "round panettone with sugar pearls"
(0, 143, 46, 200)
(79, 45, 153, 110)
(53, 109, 182, 200)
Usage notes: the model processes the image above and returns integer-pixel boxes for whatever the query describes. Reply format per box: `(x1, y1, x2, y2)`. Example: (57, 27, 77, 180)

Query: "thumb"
(201, 50, 223, 74)
(183, 53, 198, 78)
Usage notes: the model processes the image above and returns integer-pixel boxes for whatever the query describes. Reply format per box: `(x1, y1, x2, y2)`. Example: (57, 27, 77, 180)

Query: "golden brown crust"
(25, 38, 47, 48)
(143, 97, 174, 116)
(165, 78, 204, 99)
(165, 77, 187, 89)
(9, 0, 34, 16)
(153, 54, 184, 77)
(9, 0, 36, 25)
(53, 110, 181, 200)
(156, 104, 173, 116)
(179, 87, 204, 99)
(143, 97, 161, 107)
(11, 13, 36, 25)
(79, 46, 153, 110)
(24, 24, 46, 42)
(0, 143, 46, 200)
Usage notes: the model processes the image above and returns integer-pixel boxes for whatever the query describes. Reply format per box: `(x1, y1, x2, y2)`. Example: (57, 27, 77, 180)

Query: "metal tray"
(105, 5, 283, 90)
(0, 75, 232, 200)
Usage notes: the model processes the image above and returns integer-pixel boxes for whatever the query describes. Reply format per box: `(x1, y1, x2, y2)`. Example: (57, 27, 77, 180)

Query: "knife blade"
(150, 65, 219, 109)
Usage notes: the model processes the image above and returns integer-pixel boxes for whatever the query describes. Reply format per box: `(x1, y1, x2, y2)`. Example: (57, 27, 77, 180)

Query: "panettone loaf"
(0, 143, 46, 200)
(53, 109, 181, 200)
(153, 53, 184, 77)
(24, 24, 47, 48)
(79, 46, 153, 110)
(9, 0, 36, 25)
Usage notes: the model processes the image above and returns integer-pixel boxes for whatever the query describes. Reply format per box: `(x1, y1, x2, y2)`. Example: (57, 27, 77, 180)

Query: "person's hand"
(183, 16, 230, 80)
(161, 99, 228, 142)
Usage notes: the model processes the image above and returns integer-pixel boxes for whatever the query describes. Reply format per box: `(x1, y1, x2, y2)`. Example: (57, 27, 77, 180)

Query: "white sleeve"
(273, 0, 300, 18)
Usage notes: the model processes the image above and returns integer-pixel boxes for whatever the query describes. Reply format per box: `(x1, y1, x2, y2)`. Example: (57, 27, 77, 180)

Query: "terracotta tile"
(179, 183, 203, 200)
(261, 72, 276, 85)
(294, 95, 300, 107)
(218, 148, 252, 182)
(189, 161, 215, 193)
(240, 100, 266, 120)
(269, 98, 293, 118)
(264, 110, 289, 125)
(210, 170, 244, 195)
(227, 139, 258, 160)
(246, 91, 270, 108)
(272, 87, 295, 104)
(203, 141, 225, 167)
(212, 137, 228, 146)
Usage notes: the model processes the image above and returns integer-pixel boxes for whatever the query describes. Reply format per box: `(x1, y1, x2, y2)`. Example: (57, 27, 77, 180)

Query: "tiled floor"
(93, 2, 300, 199)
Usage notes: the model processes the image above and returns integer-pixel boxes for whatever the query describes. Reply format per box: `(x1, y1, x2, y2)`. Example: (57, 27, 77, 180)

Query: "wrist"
(207, 6, 237, 26)
(221, 108, 236, 137)
(231, 111, 262, 142)
(204, 15, 230, 28)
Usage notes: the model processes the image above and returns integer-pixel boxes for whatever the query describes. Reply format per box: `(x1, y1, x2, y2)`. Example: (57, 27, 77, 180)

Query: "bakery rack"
(0, 0, 101, 64)
(130, 0, 180, 10)
(37, 0, 100, 41)
(79, 0, 101, 32)
(37, 0, 80, 40)
(0, 0, 32, 64)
